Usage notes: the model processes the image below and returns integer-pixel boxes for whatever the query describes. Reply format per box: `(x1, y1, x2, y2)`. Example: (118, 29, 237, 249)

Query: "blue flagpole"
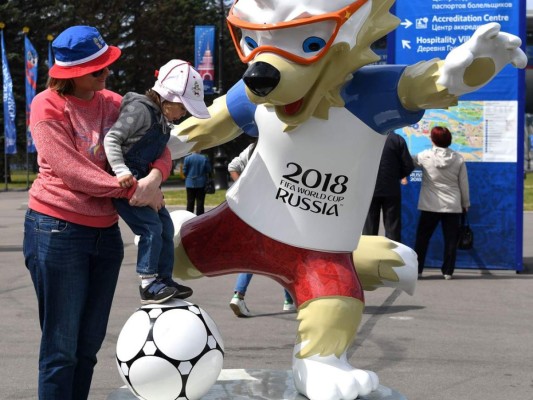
(24, 27, 39, 189)
(47, 34, 54, 69)
(24, 29, 38, 155)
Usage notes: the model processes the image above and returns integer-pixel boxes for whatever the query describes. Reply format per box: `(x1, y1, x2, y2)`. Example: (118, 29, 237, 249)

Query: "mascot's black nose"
(243, 62, 280, 97)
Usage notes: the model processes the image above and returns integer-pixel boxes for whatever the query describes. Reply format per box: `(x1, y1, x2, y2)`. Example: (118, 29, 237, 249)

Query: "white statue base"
(108, 369, 407, 400)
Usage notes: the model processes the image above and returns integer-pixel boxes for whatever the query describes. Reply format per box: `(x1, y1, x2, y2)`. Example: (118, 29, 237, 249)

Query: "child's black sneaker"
(160, 277, 193, 299)
(139, 278, 178, 304)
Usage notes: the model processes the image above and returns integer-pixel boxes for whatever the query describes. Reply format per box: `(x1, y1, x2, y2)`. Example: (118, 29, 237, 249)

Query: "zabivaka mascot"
(167, 1, 527, 399)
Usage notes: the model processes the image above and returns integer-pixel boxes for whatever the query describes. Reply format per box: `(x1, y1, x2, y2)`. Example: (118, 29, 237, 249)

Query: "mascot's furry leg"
(292, 238, 417, 400)
(293, 296, 378, 400)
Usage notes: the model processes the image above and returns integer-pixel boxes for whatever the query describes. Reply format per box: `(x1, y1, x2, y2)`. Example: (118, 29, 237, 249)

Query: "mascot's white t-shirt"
(227, 106, 385, 252)
(225, 65, 424, 253)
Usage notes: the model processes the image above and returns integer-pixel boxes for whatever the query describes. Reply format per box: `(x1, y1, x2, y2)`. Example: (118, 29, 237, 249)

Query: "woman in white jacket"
(413, 126, 470, 279)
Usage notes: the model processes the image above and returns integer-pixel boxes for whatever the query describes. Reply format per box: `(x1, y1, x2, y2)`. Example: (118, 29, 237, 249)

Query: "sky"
(529, 0, 533, 11)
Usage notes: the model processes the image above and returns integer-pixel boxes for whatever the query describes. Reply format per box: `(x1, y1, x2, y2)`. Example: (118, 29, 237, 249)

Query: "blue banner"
(392, 0, 524, 271)
(194, 25, 215, 95)
(1, 29, 17, 155)
(25, 35, 38, 153)
(393, 1, 520, 100)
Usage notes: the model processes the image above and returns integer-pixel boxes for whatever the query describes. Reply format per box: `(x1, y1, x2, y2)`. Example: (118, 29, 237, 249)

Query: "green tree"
(0, 0, 249, 183)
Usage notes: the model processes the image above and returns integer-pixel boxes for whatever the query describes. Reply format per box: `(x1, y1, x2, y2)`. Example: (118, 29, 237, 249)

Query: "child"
(104, 59, 210, 304)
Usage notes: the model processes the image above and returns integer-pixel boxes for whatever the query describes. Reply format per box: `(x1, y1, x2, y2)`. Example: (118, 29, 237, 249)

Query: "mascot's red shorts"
(180, 202, 364, 306)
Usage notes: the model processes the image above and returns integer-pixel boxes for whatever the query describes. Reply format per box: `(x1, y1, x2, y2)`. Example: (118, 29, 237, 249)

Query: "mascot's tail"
(170, 210, 204, 280)
(353, 236, 417, 296)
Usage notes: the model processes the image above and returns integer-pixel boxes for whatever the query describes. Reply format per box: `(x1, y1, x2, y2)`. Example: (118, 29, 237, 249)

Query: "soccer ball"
(116, 299, 224, 400)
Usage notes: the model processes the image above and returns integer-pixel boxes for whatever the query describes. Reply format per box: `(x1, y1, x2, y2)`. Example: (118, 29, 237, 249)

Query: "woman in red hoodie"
(23, 26, 171, 400)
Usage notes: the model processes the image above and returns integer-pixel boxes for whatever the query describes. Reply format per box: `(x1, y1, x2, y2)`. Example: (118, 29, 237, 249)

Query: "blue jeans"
(23, 209, 123, 400)
(113, 199, 174, 279)
(234, 273, 293, 302)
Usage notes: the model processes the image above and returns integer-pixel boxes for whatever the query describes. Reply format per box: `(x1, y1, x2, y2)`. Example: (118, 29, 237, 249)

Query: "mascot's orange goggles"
(227, 0, 369, 65)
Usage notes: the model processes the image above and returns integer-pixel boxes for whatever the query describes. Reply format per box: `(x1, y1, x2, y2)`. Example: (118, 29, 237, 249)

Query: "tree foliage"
(0, 0, 248, 176)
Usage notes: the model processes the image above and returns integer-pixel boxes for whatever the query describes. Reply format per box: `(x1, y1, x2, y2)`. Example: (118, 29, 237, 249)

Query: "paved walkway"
(1, 189, 532, 400)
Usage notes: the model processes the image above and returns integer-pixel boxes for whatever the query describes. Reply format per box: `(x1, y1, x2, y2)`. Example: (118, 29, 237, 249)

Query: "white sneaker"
(283, 301, 296, 312)
(444, 274, 453, 280)
(230, 296, 252, 317)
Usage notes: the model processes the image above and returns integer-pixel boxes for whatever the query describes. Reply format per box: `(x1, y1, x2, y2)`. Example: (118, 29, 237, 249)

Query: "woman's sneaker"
(139, 278, 177, 304)
(160, 277, 193, 299)
(229, 294, 252, 317)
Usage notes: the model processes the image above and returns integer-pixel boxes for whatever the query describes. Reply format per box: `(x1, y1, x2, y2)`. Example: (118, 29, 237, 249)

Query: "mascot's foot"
(353, 236, 418, 296)
(292, 350, 379, 400)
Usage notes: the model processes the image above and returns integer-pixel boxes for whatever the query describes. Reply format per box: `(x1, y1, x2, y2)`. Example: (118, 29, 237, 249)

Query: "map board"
(391, 0, 525, 271)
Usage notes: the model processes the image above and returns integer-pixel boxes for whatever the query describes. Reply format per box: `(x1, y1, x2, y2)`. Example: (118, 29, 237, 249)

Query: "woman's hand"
(130, 169, 164, 211)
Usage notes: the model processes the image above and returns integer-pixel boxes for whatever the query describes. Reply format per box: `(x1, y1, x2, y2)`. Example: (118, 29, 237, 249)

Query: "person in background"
(412, 126, 470, 280)
(183, 150, 212, 215)
(227, 141, 296, 317)
(105, 60, 209, 304)
(363, 131, 414, 242)
(23, 26, 168, 400)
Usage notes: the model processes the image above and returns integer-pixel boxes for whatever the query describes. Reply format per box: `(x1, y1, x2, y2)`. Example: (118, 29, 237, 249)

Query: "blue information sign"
(393, 1, 521, 100)
(391, 0, 525, 271)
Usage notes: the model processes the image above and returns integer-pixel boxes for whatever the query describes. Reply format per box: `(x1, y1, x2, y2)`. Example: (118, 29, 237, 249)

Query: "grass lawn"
(525, 172, 533, 211)
(163, 188, 227, 207)
(6, 171, 227, 206)
(164, 173, 533, 211)
(5, 171, 533, 211)
(2, 171, 36, 190)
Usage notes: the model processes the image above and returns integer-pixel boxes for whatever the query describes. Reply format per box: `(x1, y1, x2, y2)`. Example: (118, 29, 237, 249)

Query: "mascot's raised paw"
(437, 22, 527, 96)
(293, 350, 379, 400)
(354, 236, 418, 295)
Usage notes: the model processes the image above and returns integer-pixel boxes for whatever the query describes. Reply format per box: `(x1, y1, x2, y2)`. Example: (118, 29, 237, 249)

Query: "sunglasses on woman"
(91, 68, 106, 77)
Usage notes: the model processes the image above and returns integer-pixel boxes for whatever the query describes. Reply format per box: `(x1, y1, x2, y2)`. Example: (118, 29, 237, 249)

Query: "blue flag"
(1, 29, 17, 155)
(25, 36, 38, 153)
(194, 25, 216, 95)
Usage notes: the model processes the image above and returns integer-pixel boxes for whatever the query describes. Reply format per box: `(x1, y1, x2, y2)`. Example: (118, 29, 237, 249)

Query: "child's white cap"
(152, 59, 210, 119)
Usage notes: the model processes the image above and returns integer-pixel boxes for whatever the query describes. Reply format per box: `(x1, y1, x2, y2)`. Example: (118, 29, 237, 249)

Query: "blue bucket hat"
(49, 26, 121, 79)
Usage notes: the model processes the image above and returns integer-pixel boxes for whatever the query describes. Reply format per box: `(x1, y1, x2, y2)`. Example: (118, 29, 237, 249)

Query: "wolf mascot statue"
(167, 1, 526, 399)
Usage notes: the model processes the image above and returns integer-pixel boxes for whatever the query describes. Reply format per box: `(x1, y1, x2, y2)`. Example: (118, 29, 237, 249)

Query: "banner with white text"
(391, 0, 525, 271)
(194, 26, 215, 95)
